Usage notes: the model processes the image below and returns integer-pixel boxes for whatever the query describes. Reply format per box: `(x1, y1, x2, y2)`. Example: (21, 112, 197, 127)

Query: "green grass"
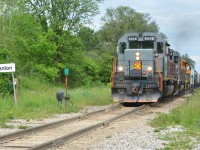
(0, 77, 113, 127)
(18, 125, 28, 129)
(0, 123, 14, 129)
(151, 88, 200, 149)
(160, 131, 194, 150)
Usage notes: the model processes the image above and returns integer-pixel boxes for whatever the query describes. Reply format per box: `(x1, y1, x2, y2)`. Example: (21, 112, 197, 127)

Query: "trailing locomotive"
(111, 32, 194, 103)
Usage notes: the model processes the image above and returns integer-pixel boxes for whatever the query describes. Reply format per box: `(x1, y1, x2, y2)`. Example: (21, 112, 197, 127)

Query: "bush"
(0, 74, 13, 97)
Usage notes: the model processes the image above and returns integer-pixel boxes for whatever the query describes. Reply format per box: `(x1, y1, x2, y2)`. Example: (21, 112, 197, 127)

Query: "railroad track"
(0, 104, 147, 150)
(55, 90, 197, 150)
(1, 89, 196, 150)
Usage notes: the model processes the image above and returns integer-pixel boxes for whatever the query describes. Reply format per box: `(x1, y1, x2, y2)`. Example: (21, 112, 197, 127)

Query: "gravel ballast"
(1, 95, 200, 150)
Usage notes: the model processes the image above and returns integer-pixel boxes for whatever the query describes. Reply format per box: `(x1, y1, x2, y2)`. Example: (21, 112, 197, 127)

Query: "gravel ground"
(0, 104, 118, 136)
(0, 95, 199, 150)
(56, 94, 200, 150)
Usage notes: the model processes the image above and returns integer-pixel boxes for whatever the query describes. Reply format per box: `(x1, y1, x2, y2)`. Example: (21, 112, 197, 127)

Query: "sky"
(91, 0, 200, 73)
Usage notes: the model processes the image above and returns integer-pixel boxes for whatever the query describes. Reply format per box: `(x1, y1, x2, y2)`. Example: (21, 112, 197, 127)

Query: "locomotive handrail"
(155, 55, 163, 91)
(110, 57, 116, 88)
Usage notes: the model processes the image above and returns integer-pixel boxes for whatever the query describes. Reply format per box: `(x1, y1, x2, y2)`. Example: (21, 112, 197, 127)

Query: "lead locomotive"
(111, 32, 192, 103)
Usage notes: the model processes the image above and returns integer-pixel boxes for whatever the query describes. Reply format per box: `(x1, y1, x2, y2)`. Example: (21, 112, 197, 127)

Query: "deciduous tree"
(99, 6, 159, 45)
(182, 54, 195, 68)
(24, 0, 104, 34)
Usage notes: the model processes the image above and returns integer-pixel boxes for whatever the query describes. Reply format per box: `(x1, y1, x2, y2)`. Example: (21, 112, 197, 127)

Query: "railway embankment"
(0, 88, 200, 149)
(54, 90, 199, 150)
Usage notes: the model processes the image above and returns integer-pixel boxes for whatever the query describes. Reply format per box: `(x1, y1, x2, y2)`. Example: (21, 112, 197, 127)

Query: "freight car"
(111, 32, 195, 103)
(194, 70, 200, 87)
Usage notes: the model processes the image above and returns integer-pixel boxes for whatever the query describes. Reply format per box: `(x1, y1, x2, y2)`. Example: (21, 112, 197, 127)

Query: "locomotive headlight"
(136, 56, 140, 60)
(135, 52, 140, 56)
(118, 66, 124, 72)
(147, 66, 153, 72)
(135, 52, 140, 60)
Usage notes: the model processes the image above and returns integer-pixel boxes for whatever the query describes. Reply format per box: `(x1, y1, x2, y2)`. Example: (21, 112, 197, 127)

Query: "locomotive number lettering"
(144, 36, 155, 41)
(128, 36, 138, 41)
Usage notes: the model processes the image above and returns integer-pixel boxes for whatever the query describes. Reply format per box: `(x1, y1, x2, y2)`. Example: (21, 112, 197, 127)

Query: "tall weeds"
(151, 89, 200, 131)
(0, 77, 113, 126)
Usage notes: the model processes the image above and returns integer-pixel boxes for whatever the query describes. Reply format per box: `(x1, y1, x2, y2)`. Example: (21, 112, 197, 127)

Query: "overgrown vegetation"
(0, 1, 161, 94)
(151, 89, 200, 149)
(0, 77, 112, 127)
(0, 1, 162, 127)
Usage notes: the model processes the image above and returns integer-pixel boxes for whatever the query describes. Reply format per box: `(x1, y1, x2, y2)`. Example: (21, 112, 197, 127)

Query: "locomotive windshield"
(119, 42, 126, 53)
(129, 41, 154, 49)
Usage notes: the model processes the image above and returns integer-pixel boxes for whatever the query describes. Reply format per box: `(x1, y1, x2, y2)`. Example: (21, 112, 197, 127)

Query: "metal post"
(65, 76, 68, 110)
(12, 72, 17, 107)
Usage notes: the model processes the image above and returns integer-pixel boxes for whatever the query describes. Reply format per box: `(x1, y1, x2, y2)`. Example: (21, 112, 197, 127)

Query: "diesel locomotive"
(111, 32, 194, 103)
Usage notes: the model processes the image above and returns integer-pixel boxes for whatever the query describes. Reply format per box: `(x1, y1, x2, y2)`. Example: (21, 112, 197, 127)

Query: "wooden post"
(12, 72, 17, 107)
(14, 78, 18, 100)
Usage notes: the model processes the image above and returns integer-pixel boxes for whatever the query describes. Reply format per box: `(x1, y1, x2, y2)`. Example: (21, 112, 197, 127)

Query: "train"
(110, 32, 199, 103)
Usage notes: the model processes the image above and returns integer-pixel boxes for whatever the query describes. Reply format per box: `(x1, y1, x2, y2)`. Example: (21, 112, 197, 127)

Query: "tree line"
(0, 0, 160, 96)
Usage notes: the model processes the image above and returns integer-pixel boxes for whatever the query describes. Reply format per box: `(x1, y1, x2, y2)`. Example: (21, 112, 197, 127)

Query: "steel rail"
(29, 89, 200, 150)
(0, 104, 122, 144)
(29, 105, 147, 150)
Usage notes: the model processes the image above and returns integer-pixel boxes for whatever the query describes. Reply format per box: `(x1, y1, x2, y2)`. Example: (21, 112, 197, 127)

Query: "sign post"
(12, 72, 17, 107)
(64, 68, 71, 109)
(64, 68, 69, 90)
(0, 63, 17, 107)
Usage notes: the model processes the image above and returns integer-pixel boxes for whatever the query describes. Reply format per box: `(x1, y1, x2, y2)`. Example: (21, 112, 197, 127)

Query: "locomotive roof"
(119, 32, 168, 44)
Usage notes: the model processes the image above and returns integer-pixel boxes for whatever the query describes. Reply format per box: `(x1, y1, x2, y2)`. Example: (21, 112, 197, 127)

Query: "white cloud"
(191, 56, 200, 62)
(190, 56, 200, 72)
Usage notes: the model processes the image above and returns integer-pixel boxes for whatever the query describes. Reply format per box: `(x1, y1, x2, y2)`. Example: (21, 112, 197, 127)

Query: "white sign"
(0, 63, 15, 72)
